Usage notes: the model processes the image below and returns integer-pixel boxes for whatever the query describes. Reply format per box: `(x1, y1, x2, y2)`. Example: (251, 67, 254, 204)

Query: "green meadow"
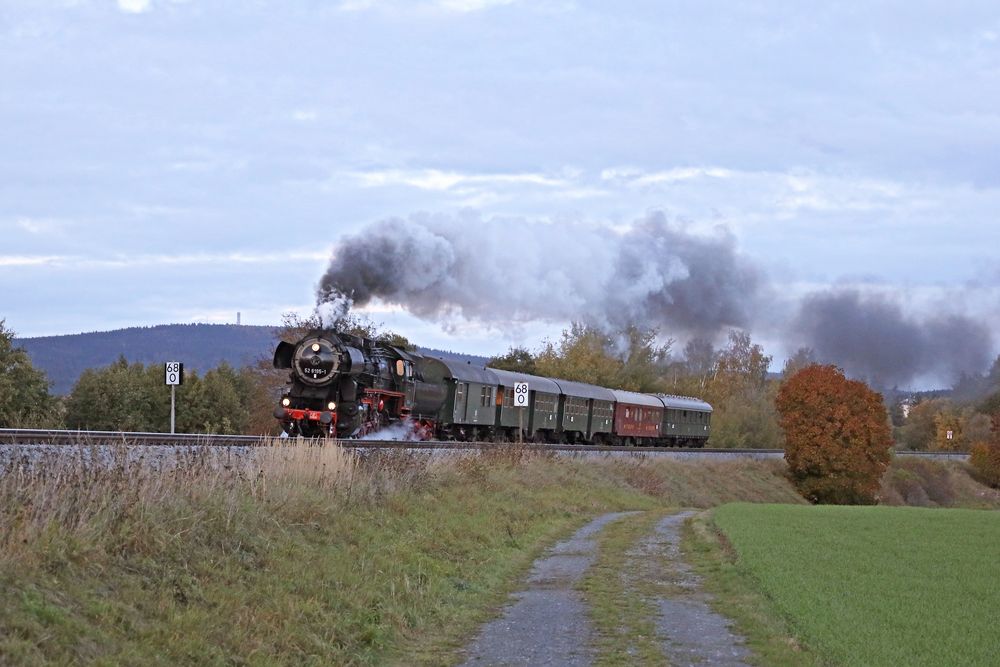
(711, 503, 1000, 667)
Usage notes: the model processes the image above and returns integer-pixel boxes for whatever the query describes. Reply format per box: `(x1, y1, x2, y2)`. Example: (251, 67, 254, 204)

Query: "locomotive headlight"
(327, 401, 337, 411)
(311, 343, 321, 352)
(281, 397, 291, 407)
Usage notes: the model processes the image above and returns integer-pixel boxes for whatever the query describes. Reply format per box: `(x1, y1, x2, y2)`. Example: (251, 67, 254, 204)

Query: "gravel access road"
(458, 510, 752, 666)
(458, 512, 640, 666)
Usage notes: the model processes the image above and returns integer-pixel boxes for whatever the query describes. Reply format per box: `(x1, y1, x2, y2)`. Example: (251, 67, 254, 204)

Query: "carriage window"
(535, 393, 555, 413)
(479, 386, 494, 407)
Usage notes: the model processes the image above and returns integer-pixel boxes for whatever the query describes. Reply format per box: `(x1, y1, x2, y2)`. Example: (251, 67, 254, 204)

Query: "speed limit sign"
(164, 361, 184, 386)
(513, 382, 529, 407)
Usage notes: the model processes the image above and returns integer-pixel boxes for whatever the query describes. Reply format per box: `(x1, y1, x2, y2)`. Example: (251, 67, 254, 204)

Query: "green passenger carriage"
(491, 368, 561, 442)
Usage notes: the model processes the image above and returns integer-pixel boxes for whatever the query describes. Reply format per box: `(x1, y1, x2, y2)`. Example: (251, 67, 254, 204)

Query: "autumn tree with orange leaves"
(969, 415, 1000, 488)
(776, 364, 893, 504)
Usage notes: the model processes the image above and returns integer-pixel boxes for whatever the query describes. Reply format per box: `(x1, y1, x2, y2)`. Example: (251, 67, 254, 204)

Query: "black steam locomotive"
(272, 331, 441, 438)
(273, 330, 713, 445)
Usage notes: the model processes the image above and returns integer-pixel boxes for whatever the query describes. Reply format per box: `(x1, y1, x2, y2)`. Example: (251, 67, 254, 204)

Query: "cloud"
(338, 0, 378, 11)
(433, 0, 518, 12)
(291, 109, 319, 123)
(117, 0, 152, 13)
(347, 168, 568, 191)
(602, 166, 736, 187)
(0, 250, 329, 271)
(0, 255, 62, 268)
(335, 0, 518, 13)
(14, 217, 67, 235)
(333, 168, 600, 207)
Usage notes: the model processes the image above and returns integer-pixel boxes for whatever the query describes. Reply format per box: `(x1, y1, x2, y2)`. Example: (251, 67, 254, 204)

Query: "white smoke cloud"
(316, 210, 996, 387)
(317, 210, 760, 336)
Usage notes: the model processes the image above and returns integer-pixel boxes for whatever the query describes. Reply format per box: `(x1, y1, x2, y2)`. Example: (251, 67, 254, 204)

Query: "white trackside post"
(514, 382, 529, 444)
(165, 361, 183, 434)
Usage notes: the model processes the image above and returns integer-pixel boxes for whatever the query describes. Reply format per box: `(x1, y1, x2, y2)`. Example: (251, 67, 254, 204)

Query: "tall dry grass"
(0, 439, 386, 560)
(0, 439, 555, 564)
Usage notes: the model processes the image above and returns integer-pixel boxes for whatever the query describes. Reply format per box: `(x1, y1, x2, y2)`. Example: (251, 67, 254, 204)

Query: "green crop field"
(712, 503, 1000, 667)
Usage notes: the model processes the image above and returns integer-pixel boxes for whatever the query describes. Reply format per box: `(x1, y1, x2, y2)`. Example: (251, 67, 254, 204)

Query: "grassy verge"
(683, 511, 823, 667)
(707, 503, 1000, 667)
(0, 446, 804, 665)
(881, 458, 1000, 509)
(579, 510, 668, 666)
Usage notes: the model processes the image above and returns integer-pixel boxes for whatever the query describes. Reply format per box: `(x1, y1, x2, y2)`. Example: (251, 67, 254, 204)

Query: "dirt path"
(633, 511, 752, 666)
(457, 510, 750, 666)
(457, 511, 640, 667)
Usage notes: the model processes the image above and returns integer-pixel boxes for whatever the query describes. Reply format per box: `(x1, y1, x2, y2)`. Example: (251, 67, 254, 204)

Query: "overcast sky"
(3, 0, 999, 372)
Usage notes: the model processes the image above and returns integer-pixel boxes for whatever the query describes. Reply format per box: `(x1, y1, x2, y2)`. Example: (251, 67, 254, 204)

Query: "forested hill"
(17, 325, 276, 395)
(17, 324, 490, 395)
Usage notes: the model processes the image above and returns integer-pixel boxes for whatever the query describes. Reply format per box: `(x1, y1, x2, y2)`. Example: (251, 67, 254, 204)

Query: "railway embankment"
(0, 443, 996, 664)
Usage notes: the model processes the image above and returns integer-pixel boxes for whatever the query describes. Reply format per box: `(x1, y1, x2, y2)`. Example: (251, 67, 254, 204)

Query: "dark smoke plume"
(317, 211, 759, 336)
(794, 290, 993, 387)
(315, 211, 995, 387)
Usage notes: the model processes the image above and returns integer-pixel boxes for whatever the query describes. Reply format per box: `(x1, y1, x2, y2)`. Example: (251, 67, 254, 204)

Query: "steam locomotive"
(273, 330, 712, 446)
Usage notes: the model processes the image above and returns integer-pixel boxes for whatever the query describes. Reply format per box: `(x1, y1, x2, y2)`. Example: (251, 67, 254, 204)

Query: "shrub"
(969, 415, 1000, 488)
(776, 365, 893, 504)
(882, 459, 956, 507)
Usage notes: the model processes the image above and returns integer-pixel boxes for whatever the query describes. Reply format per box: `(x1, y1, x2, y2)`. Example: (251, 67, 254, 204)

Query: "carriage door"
(454, 382, 468, 421)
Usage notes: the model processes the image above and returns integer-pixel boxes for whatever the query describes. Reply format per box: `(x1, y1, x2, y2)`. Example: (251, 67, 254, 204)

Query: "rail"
(0, 428, 970, 460)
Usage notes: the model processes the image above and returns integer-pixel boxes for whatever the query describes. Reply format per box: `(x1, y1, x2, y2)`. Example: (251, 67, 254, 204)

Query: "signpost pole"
(165, 361, 183, 435)
(513, 381, 529, 445)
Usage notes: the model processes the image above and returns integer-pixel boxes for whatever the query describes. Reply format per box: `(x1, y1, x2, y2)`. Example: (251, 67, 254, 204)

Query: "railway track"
(0, 428, 971, 460)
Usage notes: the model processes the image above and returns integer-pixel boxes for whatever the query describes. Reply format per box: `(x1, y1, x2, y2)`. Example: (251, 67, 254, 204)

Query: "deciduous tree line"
(4, 315, 1000, 496)
(0, 320, 278, 435)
